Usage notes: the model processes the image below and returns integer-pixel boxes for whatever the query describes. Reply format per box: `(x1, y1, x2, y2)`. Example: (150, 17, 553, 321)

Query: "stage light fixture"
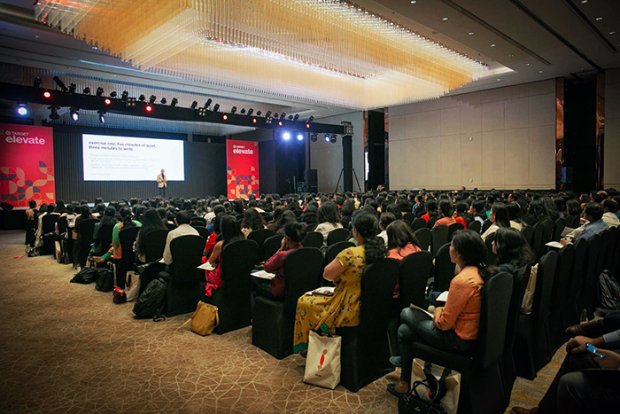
(125, 97, 136, 108)
(83, 87, 91, 95)
(148, 95, 156, 104)
(191, 101, 198, 109)
(307, 116, 315, 124)
(265, 111, 272, 118)
(280, 112, 286, 119)
(96, 87, 104, 97)
(256, 110, 262, 116)
(145, 104, 153, 113)
(247, 108, 253, 116)
(274, 113, 279, 119)
(310, 133, 318, 142)
(231, 106, 237, 114)
(287, 115, 293, 120)
(121, 91, 129, 101)
(222, 114, 229, 121)
(213, 103, 220, 112)
(33, 77, 41, 88)
(17, 104, 29, 117)
(42, 90, 52, 99)
(277, 120, 283, 126)
(282, 131, 291, 141)
(170, 98, 178, 107)
(240, 108, 246, 114)
(110, 91, 118, 98)
(69, 83, 76, 93)
(296, 133, 304, 141)
(48, 106, 60, 120)
(138, 94, 146, 101)
(252, 117, 257, 124)
(330, 134, 338, 143)
(324, 134, 330, 143)
(103, 98, 112, 106)
(293, 114, 299, 121)
(98, 110, 105, 123)
(160, 97, 167, 104)
(69, 107, 79, 121)
(204, 98, 212, 109)
(53, 76, 68, 92)
(305, 123, 311, 129)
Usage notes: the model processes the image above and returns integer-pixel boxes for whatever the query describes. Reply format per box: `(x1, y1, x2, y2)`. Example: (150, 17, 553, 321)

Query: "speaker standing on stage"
(157, 168, 167, 197)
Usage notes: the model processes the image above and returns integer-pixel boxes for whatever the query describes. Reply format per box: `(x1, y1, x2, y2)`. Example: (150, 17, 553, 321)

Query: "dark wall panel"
(53, 126, 226, 201)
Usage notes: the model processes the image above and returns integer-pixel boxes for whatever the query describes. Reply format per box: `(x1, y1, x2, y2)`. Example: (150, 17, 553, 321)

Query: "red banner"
(226, 139, 259, 200)
(0, 123, 55, 208)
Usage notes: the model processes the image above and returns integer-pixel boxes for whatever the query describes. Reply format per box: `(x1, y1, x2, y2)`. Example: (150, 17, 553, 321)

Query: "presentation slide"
(82, 134, 184, 181)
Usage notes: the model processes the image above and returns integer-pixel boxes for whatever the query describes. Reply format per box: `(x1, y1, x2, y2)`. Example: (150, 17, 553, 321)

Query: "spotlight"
(282, 131, 291, 141)
(240, 108, 246, 114)
(96, 87, 104, 97)
(83, 87, 91, 95)
(138, 94, 146, 102)
(191, 101, 198, 109)
(222, 114, 229, 121)
(125, 97, 136, 108)
(170, 98, 178, 107)
(97, 110, 105, 123)
(145, 104, 153, 113)
(33, 77, 41, 88)
(204, 98, 212, 109)
(256, 110, 262, 116)
(265, 111, 272, 118)
(247, 108, 254, 116)
(103, 98, 112, 106)
(69, 107, 79, 121)
(198, 107, 207, 116)
(324, 134, 330, 143)
(121, 91, 129, 101)
(231, 106, 237, 114)
(287, 115, 293, 120)
(252, 117, 257, 124)
(307, 116, 314, 123)
(48, 106, 59, 120)
(305, 123, 311, 129)
(274, 113, 279, 119)
(293, 114, 299, 121)
(110, 91, 118, 98)
(277, 121, 283, 126)
(280, 112, 286, 119)
(160, 97, 167, 105)
(310, 133, 318, 142)
(42, 90, 52, 99)
(17, 104, 29, 117)
(330, 134, 338, 143)
(53, 76, 68, 92)
(296, 133, 304, 141)
(148, 95, 156, 104)
(213, 103, 220, 112)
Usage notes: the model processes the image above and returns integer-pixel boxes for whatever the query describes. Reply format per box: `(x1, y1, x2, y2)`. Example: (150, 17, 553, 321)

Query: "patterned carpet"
(0, 230, 563, 413)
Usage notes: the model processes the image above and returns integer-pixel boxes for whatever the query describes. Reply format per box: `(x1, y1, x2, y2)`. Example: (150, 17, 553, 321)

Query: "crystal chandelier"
(35, 0, 487, 109)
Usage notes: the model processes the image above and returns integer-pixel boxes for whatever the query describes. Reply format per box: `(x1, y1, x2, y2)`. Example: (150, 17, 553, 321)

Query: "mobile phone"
(586, 343, 605, 358)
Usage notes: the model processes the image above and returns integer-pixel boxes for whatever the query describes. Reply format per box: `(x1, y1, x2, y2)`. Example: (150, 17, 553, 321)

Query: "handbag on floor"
(303, 330, 341, 389)
(180, 301, 219, 336)
(398, 360, 460, 414)
(95, 268, 114, 292)
(112, 286, 127, 304)
(125, 271, 141, 302)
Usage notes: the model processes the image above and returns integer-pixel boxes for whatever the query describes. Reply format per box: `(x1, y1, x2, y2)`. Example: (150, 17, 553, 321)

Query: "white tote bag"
(303, 331, 341, 389)
(411, 360, 461, 414)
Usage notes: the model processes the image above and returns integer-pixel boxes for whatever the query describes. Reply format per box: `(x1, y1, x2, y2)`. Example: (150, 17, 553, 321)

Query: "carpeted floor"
(0, 230, 564, 413)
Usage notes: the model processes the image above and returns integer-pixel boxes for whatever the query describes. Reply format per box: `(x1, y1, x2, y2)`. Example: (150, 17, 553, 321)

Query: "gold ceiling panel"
(35, 0, 487, 109)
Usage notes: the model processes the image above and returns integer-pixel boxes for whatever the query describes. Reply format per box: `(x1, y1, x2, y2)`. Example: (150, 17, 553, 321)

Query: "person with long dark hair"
(134, 208, 167, 263)
(204, 215, 244, 297)
(492, 227, 535, 275)
(388, 230, 488, 396)
(314, 201, 343, 241)
(481, 203, 510, 241)
(90, 205, 117, 256)
(241, 208, 266, 238)
(386, 220, 421, 261)
(94, 206, 141, 263)
(293, 212, 386, 355)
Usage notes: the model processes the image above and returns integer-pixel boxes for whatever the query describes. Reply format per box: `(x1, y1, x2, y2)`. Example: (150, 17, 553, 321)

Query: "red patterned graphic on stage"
(226, 139, 259, 200)
(0, 124, 55, 208)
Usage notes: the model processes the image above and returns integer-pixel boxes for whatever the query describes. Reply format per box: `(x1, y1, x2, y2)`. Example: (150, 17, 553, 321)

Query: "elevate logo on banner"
(226, 140, 259, 200)
(0, 124, 55, 207)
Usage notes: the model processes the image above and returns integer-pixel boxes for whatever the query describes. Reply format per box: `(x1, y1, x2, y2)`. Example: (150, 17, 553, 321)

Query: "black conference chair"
(402, 212, 415, 225)
(206, 239, 258, 334)
(580, 233, 604, 319)
(251, 247, 323, 359)
(302, 231, 323, 248)
(480, 220, 492, 235)
(549, 243, 575, 351)
(567, 238, 589, 327)
(411, 218, 426, 231)
(521, 225, 534, 250)
(434, 243, 456, 293)
(114, 226, 140, 289)
(322, 241, 355, 287)
(485, 232, 497, 266)
(40, 213, 59, 255)
(326, 228, 351, 246)
(468, 220, 481, 234)
(138, 228, 169, 295)
(158, 234, 204, 316)
(337, 258, 399, 392)
(398, 251, 433, 310)
(247, 228, 276, 262)
(95, 223, 115, 256)
(413, 228, 431, 251)
(514, 251, 558, 379)
(447, 222, 464, 241)
(553, 217, 566, 242)
(190, 217, 207, 227)
(431, 225, 448, 257)
(407, 272, 513, 414)
(531, 221, 546, 260)
(263, 234, 283, 262)
(76, 218, 97, 268)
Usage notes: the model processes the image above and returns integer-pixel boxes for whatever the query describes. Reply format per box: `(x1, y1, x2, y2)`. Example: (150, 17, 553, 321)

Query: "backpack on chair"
(132, 277, 167, 321)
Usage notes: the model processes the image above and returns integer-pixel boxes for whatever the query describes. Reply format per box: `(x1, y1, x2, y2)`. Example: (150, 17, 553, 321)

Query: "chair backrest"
(56, 216, 68, 234)
(169, 235, 205, 284)
(402, 212, 415, 225)
(431, 225, 449, 256)
(468, 220, 482, 234)
(326, 228, 351, 246)
(553, 217, 567, 242)
(504, 264, 531, 350)
(190, 217, 207, 227)
(220, 239, 258, 297)
(247, 228, 277, 261)
(414, 228, 431, 251)
(398, 251, 433, 309)
(531, 222, 546, 259)
(77, 218, 97, 246)
(476, 272, 513, 369)
(99, 223, 115, 253)
(324, 241, 355, 266)
(411, 218, 426, 232)
(302, 231, 323, 248)
(582, 233, 604, 313)
(119, 226, 140, 266)
(447, 222, 464, 241)
(533, 251, 559, 333)
(192, 225, 210, 242)
(552, 244, 575, 322)
(570, 238, 589, 301)
(143, 229, 169, 262)
(485, 232, 497, 266)
(42, 214, 59, 233)
(521, 225, 534, 249)
(359, 259, 400, 336)
(282, 247, 323, 314)
(480, 220, 492, 235)
(263, 234, 284, 261)
(541, 218, 554, 245)
(433, 243, 456, 292)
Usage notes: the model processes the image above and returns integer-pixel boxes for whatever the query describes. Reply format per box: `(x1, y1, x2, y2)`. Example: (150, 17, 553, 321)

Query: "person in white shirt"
(314, 201, 343, 241)
(602, 199, 619, 228)
(162, 211, 199, 265)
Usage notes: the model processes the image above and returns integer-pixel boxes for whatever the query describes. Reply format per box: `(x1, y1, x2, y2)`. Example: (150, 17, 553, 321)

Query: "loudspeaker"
(305, 169, 318, 193)
(342, 135, 353, 192)
(0, 202, 14, 211)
